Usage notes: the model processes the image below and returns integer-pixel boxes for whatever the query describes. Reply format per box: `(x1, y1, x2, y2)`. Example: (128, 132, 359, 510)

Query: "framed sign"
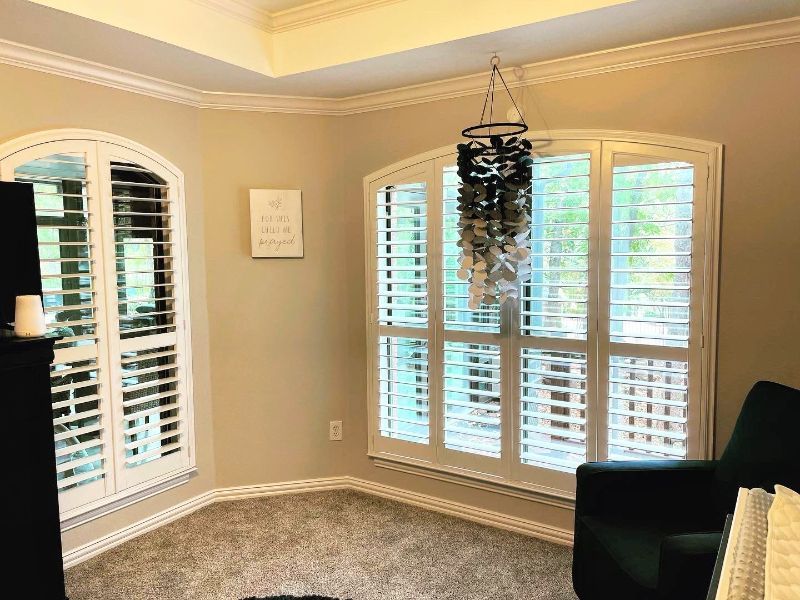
(249, 189, 304, 258)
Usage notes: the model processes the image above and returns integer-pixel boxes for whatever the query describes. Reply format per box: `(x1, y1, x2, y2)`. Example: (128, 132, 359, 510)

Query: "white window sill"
(60, 467, 198, 532)
(369, 452, 576, 510)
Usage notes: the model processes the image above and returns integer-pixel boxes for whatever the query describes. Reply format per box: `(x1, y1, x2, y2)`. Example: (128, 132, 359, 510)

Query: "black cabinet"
(1, 335, 66, 599)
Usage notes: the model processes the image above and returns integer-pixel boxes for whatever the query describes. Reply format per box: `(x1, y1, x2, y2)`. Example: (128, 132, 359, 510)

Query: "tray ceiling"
(0, 0, 797, 99)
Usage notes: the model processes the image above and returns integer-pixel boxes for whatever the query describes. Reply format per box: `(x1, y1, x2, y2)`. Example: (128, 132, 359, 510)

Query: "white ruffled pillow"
(765, 485, 800, 600)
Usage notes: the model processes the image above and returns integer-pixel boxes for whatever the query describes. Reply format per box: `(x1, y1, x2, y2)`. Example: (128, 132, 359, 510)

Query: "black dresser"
(1, 334, 67, 598)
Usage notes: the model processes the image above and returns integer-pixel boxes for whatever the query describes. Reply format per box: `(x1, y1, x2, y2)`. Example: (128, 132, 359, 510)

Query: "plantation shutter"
(598, 142, 708, 462)
(1, 136, 194, 516)
(98, 145, 192, 489)
(3, 142, 115, 512)
(369, 162, 436, 462)
(366, 134, 715, 497)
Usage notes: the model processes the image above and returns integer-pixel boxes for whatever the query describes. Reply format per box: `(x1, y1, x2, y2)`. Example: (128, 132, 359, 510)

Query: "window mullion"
(595, 141, 613, 462)
(94, 141, 126, 493)
(585, 142, 603, 463)
(502, 271, 518, 479)
(429, 159, 444, 463)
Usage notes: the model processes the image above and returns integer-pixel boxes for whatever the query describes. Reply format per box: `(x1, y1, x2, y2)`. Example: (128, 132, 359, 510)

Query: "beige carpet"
(66, 490, 577, 600)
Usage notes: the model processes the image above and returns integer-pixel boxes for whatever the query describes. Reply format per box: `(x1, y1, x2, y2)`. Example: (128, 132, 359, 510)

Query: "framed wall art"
(249, 189, 304, 258)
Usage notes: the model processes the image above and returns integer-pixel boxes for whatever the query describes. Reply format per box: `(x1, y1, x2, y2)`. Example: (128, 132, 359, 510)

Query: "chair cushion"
(575, 517, 720, 600)
(658, 532, 722, 600)
(574, 516, 666, 599)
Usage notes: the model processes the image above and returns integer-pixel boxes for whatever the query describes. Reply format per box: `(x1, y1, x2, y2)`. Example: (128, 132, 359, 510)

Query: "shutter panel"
(6, 145, 115, 511)
(52, 357, 107, 496)
(370, 164, 435, 461)
(442, 165, 501, 333)
(100, 150, 191, 488)
(377, 336, 429, 444)
(376, 181, 428, 328)
(608, 157, 693, 347)
(522, 152, 591, 339)
(513, 144, 599, 491)
(519, 349, 588, 471)
(442, 341, 501, 458)
(599, 144, 707, 462)
(437, 157, 506, 474)
(607, 356, 688, 459)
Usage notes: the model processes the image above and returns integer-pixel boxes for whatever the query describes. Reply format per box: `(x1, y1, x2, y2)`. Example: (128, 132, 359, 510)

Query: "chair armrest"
(658, 532, 722, 600)
(575, 460, 720, 525)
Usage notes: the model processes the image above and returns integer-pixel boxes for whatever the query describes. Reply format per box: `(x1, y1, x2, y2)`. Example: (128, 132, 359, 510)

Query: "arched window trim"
(0, 129, 196, 529)
(363, 129, 722, 501)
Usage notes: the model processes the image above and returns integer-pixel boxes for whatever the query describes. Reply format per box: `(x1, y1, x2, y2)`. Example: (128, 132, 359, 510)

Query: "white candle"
(14, 294, 47, 338)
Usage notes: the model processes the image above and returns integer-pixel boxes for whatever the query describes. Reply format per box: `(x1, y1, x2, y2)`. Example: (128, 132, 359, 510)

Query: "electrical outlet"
(329, 420, 343, 441)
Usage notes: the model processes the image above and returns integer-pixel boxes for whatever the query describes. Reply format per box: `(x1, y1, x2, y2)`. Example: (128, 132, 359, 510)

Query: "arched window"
(364, 131, 721, 496)
(0, 130, 195, 521)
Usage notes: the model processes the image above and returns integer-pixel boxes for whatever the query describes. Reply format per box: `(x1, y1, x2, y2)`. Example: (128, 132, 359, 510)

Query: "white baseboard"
(214, 476, 352, 501)
(63, 475, 573, 569)
(347, 477, 573, 546)
(62, 490, 216, 569)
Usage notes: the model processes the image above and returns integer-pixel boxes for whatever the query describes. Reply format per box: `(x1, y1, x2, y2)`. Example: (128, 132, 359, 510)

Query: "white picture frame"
(249, 189, 304, 258)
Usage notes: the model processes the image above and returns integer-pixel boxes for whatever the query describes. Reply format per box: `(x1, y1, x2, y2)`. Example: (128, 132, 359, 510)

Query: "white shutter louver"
(112, 161, 177, 340)
(514, 146, 598, 487)
(438, 159, 506, 472)
(18, 154, 100, 349)
(52, 358, 106, 491)
(121, 345, 182, 466)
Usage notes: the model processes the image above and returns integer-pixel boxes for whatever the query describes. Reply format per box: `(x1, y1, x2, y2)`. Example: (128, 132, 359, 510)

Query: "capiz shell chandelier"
(456, 56, 533, 309)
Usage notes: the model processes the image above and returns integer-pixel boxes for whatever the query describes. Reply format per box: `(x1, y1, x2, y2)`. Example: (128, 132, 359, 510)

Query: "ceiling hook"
(490, 54, 500, 68)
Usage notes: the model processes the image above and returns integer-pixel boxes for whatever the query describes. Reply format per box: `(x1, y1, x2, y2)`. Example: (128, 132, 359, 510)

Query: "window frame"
(0, 129, 196, 527)
(364, 130, 722, 501)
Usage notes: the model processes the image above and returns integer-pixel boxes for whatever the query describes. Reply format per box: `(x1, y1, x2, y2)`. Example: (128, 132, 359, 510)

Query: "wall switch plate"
(329, 420, 343, 441)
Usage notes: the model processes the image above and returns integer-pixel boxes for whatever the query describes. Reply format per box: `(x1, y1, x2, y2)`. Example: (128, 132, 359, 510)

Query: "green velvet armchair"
(572, 380, 800, 600)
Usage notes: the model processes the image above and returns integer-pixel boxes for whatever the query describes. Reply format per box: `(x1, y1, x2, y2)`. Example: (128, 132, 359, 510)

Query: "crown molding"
(199, 90, 337, 114)
(0, 17, 797, 116)
(188, 0, 407, 33)
(0, 38, 205, 106)
(270, 0, 407, 33)
(190, 0, 273, 32)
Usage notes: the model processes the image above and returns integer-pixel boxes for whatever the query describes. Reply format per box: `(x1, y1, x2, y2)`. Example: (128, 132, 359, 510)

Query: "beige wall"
(199, 110, 352, 486)
(0, 40, 798, 552)
(0, 63, 216, 552)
